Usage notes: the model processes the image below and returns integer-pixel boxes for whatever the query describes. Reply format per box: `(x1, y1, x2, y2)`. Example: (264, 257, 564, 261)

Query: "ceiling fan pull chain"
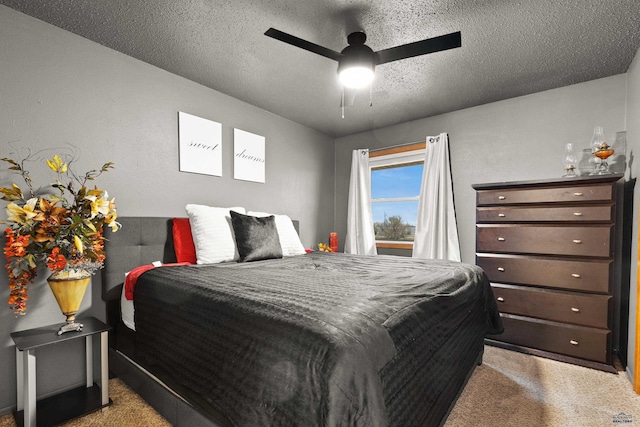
(369, 85, 373, 107)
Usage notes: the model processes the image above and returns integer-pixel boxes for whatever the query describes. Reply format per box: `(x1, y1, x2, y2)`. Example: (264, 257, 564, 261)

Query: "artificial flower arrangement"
(317, 243, 334, 252)
(1, 152, 120, 315)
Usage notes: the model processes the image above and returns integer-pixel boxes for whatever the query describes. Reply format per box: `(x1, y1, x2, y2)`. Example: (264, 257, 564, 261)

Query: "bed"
(102, 215, 502, 427)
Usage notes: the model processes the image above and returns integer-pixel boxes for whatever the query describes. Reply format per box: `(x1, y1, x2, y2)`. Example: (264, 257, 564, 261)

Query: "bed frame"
(103, 217, 224, 426)
(102, 217, 483, 427)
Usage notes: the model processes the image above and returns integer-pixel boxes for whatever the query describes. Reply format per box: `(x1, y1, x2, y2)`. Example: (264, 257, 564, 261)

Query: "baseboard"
(0, 406, 13, 418)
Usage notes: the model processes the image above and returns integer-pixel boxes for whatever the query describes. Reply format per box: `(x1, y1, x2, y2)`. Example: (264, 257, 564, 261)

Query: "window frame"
(369, 142, 426, 249)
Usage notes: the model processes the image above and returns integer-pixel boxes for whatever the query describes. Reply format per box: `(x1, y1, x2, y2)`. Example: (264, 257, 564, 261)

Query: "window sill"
(376, 242, 413, 250)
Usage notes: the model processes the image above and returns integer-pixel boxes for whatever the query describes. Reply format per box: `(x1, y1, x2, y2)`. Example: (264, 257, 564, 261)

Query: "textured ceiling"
(2, 0, 640, 137)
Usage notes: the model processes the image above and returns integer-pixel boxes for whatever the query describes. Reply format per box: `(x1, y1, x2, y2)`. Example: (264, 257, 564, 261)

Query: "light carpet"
(0, 377, 170, 427)
(445, 345, 640, 427)
(0, 345, 638, 426)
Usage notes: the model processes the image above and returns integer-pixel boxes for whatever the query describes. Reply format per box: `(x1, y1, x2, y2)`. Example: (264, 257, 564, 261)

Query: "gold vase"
(47, 271, 91, 335)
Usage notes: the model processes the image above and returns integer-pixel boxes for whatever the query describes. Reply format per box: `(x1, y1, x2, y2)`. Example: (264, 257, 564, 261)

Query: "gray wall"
(624, 47, 640, 383)
(0, 5, 334, 414)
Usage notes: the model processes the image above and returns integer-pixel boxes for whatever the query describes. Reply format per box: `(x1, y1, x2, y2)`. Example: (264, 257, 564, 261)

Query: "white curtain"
(344, 149, 378, 255)
(412, 133, 461, 261)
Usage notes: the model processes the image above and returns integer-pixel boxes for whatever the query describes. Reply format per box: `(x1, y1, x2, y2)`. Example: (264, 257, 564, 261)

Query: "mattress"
(120, 284, 135, 331)
(121, 260, 166, 331)
(128, 252, 502, 426)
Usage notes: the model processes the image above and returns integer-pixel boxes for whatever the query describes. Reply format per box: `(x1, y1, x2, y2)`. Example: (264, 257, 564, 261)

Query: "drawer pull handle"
(573, 192, 583, 196)
(572, 239, 582, 244)
(571, 307, 580, 313)
(571, 273, 581, 278)
(498, 195, 506, 200)
(497, 237, 505, 241)
(570, 340, 579, 346)
(497, 267, 505, 272)
(573, 212, 583, 216)
(497, 297, 504, 302)
(498, 213, 506, 217)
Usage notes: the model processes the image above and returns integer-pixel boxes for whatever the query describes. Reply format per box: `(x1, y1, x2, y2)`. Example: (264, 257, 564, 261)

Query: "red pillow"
(172, 218, 197, 264)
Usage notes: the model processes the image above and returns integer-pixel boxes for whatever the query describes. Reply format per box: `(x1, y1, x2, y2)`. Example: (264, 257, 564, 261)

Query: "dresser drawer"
(476, 225, 612, 257)
(476, 183, 614, 206)
(476, 254, 611, 293)
(488, 314, 610, 363)
(491, 284, 610, 328)
(476, 205, 614, 223)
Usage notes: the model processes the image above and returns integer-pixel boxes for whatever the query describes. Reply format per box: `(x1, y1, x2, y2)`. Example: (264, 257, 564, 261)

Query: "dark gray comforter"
(133, 252, 502, 426)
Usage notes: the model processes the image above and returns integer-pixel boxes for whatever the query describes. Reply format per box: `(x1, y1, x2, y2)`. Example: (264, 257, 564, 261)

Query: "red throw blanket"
(125, 263, 191, 300)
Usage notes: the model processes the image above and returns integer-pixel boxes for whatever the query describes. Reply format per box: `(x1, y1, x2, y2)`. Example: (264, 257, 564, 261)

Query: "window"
(370, 143, 425, 249)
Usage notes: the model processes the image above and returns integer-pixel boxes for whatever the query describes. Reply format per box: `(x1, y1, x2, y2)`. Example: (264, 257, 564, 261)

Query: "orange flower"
(46, 247, 68, 271)
(4, 228, 35, 315)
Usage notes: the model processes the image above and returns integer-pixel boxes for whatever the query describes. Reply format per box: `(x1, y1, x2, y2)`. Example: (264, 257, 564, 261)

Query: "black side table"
(10, 317, 112, 427)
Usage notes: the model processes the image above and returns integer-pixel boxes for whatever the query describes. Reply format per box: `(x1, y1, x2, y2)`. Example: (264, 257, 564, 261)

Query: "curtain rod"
(369, 139, 426, 153)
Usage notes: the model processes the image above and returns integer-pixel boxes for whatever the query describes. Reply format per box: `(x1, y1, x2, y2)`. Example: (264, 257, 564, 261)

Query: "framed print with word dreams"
(234, 128, 265, 183)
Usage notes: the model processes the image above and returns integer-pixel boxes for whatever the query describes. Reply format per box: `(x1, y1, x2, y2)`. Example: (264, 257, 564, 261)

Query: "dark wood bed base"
(102, 217, 483, 427)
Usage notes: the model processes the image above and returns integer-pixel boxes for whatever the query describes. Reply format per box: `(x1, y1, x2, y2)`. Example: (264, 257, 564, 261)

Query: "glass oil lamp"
(589, 127, 614, 175)
(562, 143, 577, 177)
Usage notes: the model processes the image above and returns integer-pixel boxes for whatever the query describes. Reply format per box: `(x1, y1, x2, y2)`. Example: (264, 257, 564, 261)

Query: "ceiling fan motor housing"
(338, 33, 376, 88)
(339, 32, 375, 72)
(338, 45, 375, 70)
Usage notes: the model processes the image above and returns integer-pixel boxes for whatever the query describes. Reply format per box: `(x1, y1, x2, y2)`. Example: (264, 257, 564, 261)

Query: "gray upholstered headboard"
(102, 217, 177, 302)
(101, 216, 300, 302)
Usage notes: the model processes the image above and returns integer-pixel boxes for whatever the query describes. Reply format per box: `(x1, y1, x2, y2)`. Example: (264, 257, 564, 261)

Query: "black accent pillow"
(230, 211, 283, 262)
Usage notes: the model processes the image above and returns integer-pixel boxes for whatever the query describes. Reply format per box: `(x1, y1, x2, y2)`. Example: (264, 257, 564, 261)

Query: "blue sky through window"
(371, 163, 423, 227)
(371, 163, 423, 198)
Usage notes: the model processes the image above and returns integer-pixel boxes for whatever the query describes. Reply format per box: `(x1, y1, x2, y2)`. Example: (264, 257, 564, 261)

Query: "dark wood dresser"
(473, 174, 625, 372)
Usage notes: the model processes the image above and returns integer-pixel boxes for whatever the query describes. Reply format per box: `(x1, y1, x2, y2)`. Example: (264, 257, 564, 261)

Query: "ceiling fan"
(264, 28, 461, 90)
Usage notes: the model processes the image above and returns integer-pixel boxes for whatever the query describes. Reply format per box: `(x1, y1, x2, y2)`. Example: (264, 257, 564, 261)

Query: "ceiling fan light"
(339, 66, 374, 89)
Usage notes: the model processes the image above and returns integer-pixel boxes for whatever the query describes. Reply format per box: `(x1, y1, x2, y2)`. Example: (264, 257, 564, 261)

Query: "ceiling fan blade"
(265, 28, 342, 62)
(374, 31, 461, 65)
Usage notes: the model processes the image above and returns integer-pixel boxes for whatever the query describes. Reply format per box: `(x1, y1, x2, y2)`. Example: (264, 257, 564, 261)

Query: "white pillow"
(186, 204, 246, 264)
(247, 211, 306, 256)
